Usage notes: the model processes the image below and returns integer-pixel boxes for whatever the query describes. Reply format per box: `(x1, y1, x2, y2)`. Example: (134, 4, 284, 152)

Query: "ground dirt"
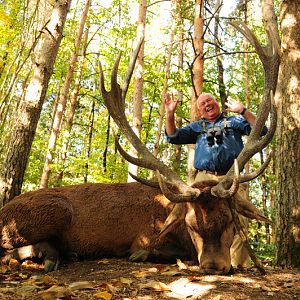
(0, 258, 299, 300)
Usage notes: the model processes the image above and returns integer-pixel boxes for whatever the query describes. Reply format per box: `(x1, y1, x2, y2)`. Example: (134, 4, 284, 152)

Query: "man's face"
(197, 94, 221, 122)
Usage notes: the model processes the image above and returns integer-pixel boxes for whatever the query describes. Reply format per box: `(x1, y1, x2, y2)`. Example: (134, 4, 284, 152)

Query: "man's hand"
(165, 92, 178, 115)
(164, 91, 178, 136)
(225, 96, 245, 114)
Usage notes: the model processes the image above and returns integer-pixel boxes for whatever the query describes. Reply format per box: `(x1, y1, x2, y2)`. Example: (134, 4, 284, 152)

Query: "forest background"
(0, 0, 299, 268)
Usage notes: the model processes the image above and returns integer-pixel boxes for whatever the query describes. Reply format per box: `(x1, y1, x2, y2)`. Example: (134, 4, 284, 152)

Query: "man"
(165, 92, 267, 268)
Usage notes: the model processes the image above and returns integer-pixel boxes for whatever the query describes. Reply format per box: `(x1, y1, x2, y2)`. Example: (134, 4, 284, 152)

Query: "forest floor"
(0, 258, 299, 300)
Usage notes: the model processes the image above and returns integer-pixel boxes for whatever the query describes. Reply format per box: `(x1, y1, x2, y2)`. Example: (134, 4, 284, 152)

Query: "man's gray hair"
(198, 93, 216, 100)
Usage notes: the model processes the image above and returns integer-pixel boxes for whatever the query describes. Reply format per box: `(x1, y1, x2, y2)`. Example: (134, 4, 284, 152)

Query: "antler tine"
(128, 172, 160, 188)
(229, 20, 268, 61)
(113, 133, 156, 171)
(122, 37, 144, 101)
(98, 60, 108, 96)
(252, 92, 277, 149)
(211, 160, 239, 198)
(129, 171, 202, 203)
(111, 52, 122, 90)
(239, 151, 273, 183)
(98, 56, 123, 121)
(237, 91, 277, 169)
(157, 171, 200, 203)
(110, 53, 124, 112)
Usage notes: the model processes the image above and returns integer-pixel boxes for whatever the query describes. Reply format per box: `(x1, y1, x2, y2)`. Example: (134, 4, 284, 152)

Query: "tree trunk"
(84, 99, 95, 183)
(103, 115, 111, 173)
(214, 0, 227, 111)
(127, 0, 147, 182)
(153, 2, 176, 161)
(243, 0, 250, 199)
(40, 0, 91, 188)
(275, 0, 300, 268)
(59, 23, 90, 177)
(173, 2, 184, 173)
(0, 2, 47, 126)
(187, 0, 204, 183)
(0, 0, 71, 207)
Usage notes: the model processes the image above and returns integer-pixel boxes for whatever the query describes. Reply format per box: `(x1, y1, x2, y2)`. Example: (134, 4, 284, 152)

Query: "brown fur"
(0, 180, 266, 274)
(0, 182, 193, 269)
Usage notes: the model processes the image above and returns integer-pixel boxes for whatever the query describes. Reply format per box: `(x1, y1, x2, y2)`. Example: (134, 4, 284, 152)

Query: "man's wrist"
(240, 107, 247, 115)
(166, 112, 175, 119)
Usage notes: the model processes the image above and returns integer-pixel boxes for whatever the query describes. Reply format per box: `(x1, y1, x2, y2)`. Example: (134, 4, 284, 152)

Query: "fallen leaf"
(37, 285, 73, 300)
(131, 270, 150, 278)
(69, 281, 95, 291)
(97, 259, 110, 264)
(9, 258, 20, 269)
(29, 275, 57, 286)
(211, 295, 236, 300)
(21, 260, 44, 270)
(16, 285, 39, 296)
(106, 280, 125, 292)
(160, 265, 183, 276)
(18, 272, 29, 279)
(187, 275, 202, 282)
(260, 284, 273, 292)
(0, 265, 10, 274)
(119, 277, 134, 285)
(93, 291, 113, 300)
(0, 287, 15, 293)
(131, 289, 138, 297)
(161, 269, 182, 276)
(147, 267, 159, 273)
(176, 258, 188, 270)
(91, 269, 108, 275)
(138, 280, 170, 291)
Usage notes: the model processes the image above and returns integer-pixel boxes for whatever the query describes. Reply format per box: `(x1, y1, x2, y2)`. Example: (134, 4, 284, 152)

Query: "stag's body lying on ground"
(0, 182, 185, 271)
(0, 180, 268, 274)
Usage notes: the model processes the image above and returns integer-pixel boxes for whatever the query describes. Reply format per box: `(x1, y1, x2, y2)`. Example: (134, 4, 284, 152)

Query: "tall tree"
(187, 0, 204, 183)
(40, 0, 91, 188)
(127, 0, 147, 182)
(0, 0, 72, 206)
(172, 0, 184, 173)
(242, 0, 251, 198)
(153, 0, 176, 161)
(214, 0, 227, 111)
(84, 98, 96, 183)
(0, 1, 47, 140)
(56, 23, 90, 185)
(275, 0, 300, 267)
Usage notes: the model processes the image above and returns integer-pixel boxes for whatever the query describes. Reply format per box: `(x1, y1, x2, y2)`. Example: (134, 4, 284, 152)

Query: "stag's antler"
(211, 19, 280, 198)
(210, 15, 280, 275)
(98, 39, 200, 202)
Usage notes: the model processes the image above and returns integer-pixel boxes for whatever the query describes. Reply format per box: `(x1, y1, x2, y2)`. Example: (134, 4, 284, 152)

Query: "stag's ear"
(234, 194, 271, 223)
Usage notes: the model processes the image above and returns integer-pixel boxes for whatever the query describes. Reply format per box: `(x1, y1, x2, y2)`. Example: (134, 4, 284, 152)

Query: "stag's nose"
(200, 259, 231, 275)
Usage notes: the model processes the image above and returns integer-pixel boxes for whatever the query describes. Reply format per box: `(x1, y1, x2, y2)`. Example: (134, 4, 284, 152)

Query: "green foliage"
(0, 0, 281, 261)
(1, 1, 279, 254)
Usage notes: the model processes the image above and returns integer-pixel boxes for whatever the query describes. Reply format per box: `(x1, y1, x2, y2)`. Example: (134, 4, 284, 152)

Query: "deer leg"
(1, 241, 60, 272)
(130, 204, 186, 262)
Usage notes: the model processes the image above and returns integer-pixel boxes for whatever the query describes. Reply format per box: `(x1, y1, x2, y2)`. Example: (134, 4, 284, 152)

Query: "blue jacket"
(166, 113, 267, 173)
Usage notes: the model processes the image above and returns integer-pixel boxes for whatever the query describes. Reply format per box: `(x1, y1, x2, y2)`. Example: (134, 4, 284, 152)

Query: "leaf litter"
(0, 258, 299, 299)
